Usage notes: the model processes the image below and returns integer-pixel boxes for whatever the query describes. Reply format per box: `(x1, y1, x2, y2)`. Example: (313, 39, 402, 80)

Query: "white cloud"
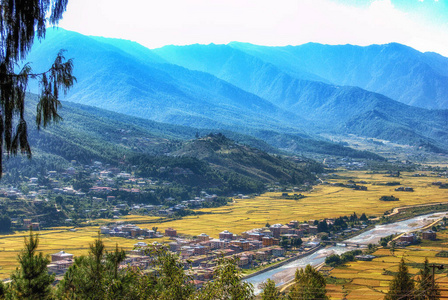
(58, 0, 448, 56)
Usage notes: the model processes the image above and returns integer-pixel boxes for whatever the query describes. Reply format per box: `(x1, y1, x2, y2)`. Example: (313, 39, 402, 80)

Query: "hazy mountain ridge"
(229, 42, 448, 109)
(27, 29, 305, 134)
(25, 29, 448, 154)
(154, 43, 448, 151)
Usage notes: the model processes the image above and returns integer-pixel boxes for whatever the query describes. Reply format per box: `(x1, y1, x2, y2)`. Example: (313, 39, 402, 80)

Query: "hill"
(170, 133, 322, 184)
(3, 95, 330, 196)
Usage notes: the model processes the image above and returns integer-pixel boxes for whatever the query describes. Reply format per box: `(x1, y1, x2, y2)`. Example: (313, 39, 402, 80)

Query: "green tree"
(57, 235, 142, 300)
(56, 234, 107, 299)
(390, 241, 396, 256)
(385, 258, 415, 300)
(8, 229, 54, 299)
(0, 214, 11, 233)
(325, 254, 341, 267)
(260, 278, 281, 300)
(151, 250, 195, 300)
(289, 264, 328, 300)
(281, 236, 290, 249)
(199, 256, 254, 299)
(0, 280, 5, 299)
(292, 237, 303, 249)
(415, 258, 440, 300)
(0, 0, 75, 176)
(360, 213, 368, 222)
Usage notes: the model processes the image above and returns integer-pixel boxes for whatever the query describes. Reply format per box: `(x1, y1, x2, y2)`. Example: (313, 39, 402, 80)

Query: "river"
(244, 211, 448, 294)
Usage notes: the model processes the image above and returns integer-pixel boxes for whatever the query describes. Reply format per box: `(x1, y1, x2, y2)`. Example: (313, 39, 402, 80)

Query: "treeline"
(325, 249, 363, 267)
(315, 212, 369, 233)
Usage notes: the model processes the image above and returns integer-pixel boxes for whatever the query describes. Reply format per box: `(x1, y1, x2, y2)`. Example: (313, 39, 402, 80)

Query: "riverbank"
(242, 244, 323, 281)
(244, 210, 448, 294)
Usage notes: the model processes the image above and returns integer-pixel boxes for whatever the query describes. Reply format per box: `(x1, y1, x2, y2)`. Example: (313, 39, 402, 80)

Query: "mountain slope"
(5, 95, 329, 195)
(27, 30, 448, 153)
(26, 28, 305, 134)
(154, 43, 448, 150)
(170, 133, 322, 184)
(229, 42, 448, 110)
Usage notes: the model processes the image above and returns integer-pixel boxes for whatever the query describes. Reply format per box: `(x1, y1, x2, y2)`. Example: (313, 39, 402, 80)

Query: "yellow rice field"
(0, 170, 446, 279)
(327, 231, 448, 299)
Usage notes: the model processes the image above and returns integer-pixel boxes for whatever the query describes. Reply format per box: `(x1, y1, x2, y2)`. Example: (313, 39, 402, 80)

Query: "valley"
(1, 1, 448, 299)
(0, 14, 447, 299)
(1, 169, 447, 287)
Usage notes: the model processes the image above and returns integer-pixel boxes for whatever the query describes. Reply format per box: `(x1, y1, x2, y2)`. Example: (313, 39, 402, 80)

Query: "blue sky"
(58, 0, 448, 56)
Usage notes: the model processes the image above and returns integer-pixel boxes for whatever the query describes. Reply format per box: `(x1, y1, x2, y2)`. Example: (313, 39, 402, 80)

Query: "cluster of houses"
(322, 157, 366, 170)
(0, 160, 227, 229)
(79, 220, 323, 285)
(100, 224, 163, 238)
(46, 218, 442, 286)
(395, 230, 437, 247)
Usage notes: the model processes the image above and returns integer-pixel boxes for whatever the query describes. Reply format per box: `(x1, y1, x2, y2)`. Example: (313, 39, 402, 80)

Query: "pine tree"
(289, 264, 328, 300)
(199, 256, 254, 299)
(415, 258, 440, 300)
(152, 249, 195, 300)
(260, 278, 281, 300)
(9, 229, 54, 299)
(0, 0, 75, 176)
(56, 234, 107, 299)
(385, 258, 415, 300)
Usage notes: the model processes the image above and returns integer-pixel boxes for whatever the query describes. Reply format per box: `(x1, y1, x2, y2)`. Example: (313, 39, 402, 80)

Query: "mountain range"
(24, 28, 448, 156)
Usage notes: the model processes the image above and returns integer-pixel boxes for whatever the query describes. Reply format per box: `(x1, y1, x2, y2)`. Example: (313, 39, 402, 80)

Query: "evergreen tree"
(0, 0, 75, 176)
(199, 256, 254, 299)
(385, 258, 415, 300)
(415, 258, 440, 300)
(152, 249, 195, 300)
(360, 213, 368, 222)
(9, 229, 54, 300)
(289, 264, 328, 300)
(0, 215, 11, 232)
(260, 278, 281, 300)
(55, 234, 136, 300)
(0, 280, 5, 299)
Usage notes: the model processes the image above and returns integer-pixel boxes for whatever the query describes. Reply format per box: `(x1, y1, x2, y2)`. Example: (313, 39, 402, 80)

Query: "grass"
(0, 170, 447, 280)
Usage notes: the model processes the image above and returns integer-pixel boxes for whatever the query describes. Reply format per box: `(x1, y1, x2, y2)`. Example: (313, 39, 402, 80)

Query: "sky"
(58, 0, 448, 56)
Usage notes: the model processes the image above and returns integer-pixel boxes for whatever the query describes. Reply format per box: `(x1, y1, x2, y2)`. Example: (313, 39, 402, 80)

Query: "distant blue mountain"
(26, 29, 304, 135)
(25, 29, 448, 152)
(154, 43, 448, 148)
(228, 42, 448, 110)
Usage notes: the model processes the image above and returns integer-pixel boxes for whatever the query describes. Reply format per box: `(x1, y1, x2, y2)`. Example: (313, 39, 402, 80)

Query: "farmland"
(325, 230, 448, 299)
(0, 170, 446, 280)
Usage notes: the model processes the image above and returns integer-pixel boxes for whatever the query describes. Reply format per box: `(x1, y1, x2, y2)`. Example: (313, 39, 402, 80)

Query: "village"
(0, 154, 389, 231)
(0, 159, 227, 230)
(42, 213, 442, 289)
